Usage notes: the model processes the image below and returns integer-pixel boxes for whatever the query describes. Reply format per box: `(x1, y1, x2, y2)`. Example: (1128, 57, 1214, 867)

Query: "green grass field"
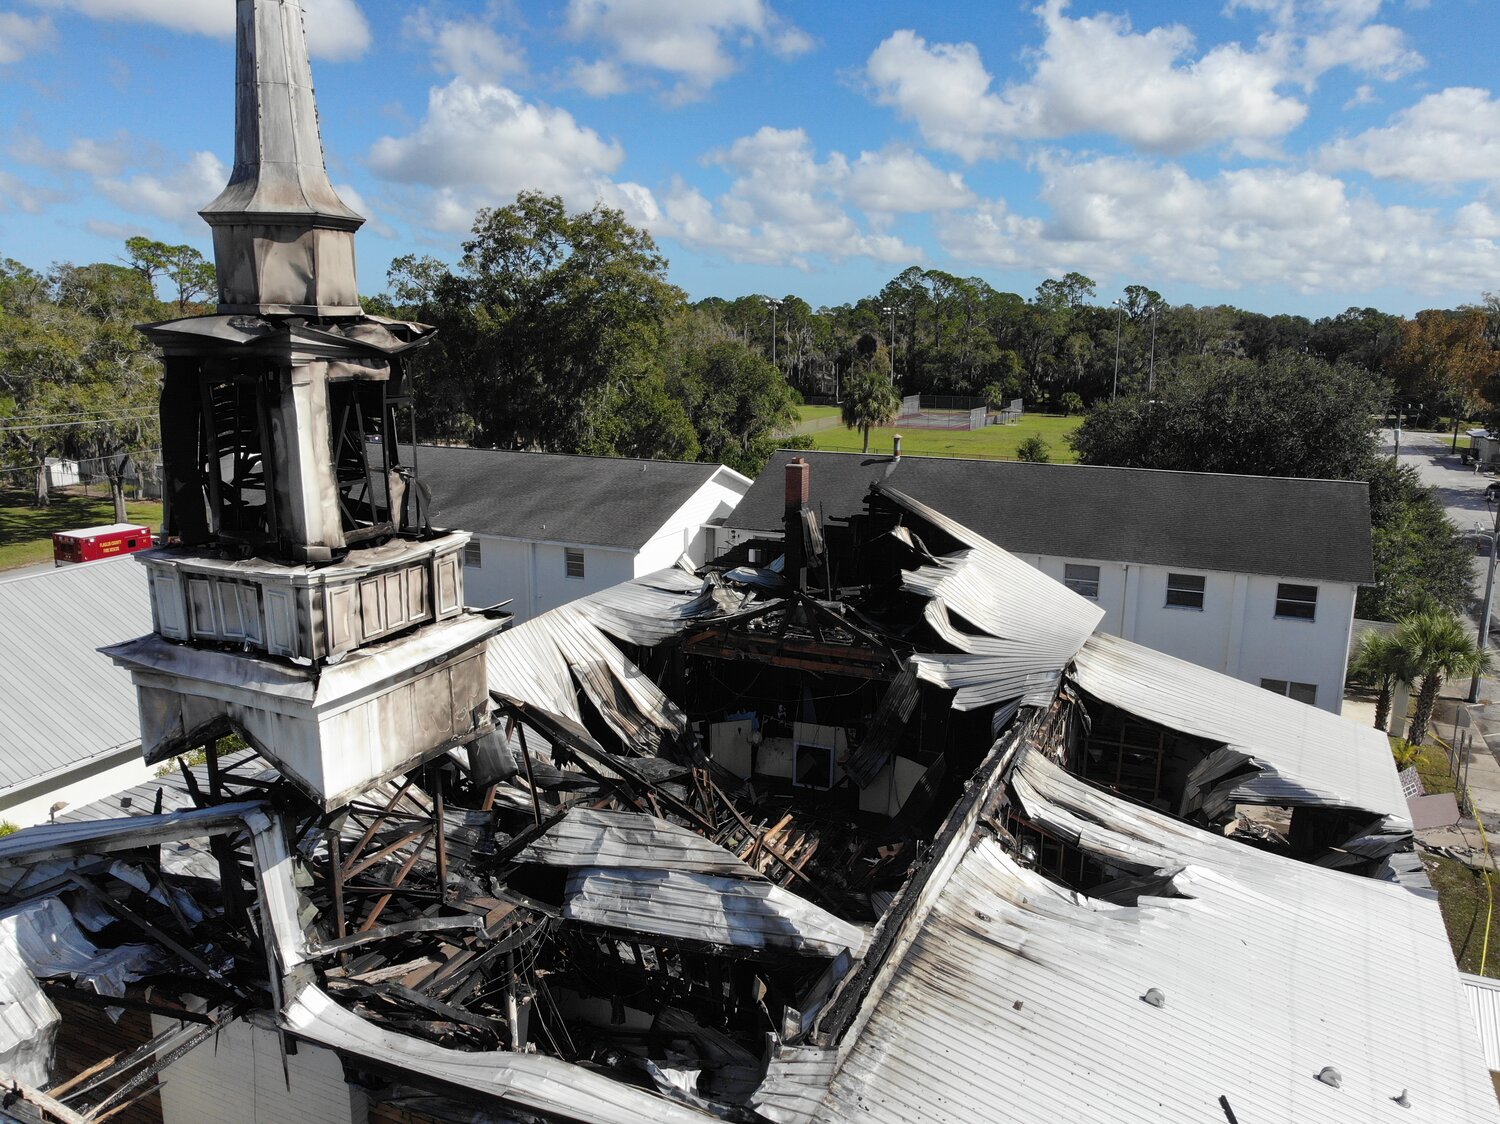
(801, 412, 1083, 462)
(0, 488, 163, 571)
(796, 404, 841, 422)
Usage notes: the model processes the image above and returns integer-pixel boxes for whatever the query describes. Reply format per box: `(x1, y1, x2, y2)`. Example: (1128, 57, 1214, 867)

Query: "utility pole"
(882, 305, 896, 384)
(1471, 496, 1500, 702)
(1111, 298, 1124, 401)
(1147, 305, 1158, 395)
(764, 297, 782, 373)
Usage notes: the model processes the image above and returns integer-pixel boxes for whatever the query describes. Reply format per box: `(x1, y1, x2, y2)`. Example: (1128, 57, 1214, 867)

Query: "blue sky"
(2, 0, 1498, 316)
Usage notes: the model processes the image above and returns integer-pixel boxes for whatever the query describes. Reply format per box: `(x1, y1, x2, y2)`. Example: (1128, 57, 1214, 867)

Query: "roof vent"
(1316, 1066, 1342, 1089)
(1141, 988, 1165, 1009)
(1392, 1089, 1410, 1108)
(893, 434, 902, 459)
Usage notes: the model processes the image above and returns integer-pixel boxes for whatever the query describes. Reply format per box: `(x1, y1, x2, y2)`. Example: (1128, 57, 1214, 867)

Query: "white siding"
(152, 1014, 367, 1124)
(1032, 554, 1356, 713)
(634, 470, 747, 578)
(0, 747, 155, 829)
(463, 535, 636, 622)
(463, 471, 749, 623)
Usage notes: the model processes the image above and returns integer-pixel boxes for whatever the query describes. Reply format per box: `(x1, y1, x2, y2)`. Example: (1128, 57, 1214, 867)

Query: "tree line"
(4, 194, 1496, 629)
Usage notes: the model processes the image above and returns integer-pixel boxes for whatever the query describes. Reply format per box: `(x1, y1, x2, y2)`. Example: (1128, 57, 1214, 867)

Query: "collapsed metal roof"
(0, 474, 1488, 1122)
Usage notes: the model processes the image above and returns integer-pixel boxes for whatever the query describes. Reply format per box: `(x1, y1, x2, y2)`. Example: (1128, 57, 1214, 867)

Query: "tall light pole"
(1472, 492, 1500, 702)
(1111, 297, 1124, 401)
(764, 297, 782, 372)
(881, 305, 896, 384)
(1147, 304, 1158, 395)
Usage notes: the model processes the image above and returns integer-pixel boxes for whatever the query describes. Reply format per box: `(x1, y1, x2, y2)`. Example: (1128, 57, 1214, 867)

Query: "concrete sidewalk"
(1415, 689, 1500, 870)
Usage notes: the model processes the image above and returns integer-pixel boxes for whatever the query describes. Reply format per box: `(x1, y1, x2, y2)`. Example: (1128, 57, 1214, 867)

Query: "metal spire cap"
(200, 0, 364, 317)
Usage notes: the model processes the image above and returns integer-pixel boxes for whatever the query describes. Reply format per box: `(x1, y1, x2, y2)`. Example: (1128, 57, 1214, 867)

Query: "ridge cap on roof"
(406, 443, 723, 473)
(772, 447, 1368, 488)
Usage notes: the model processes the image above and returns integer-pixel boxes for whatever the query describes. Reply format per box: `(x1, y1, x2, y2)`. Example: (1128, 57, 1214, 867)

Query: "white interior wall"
(152, 1013, 367, 1124)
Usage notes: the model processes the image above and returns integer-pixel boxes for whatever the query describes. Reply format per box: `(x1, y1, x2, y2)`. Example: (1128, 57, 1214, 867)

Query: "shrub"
(1017, 435, 1051, 463)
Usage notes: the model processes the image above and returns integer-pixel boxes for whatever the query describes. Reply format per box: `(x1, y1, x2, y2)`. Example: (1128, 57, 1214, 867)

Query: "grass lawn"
(0, 488, 163, 571)
(796, 405, 842, 422)
(1424, 851, 1500, 978)
(804, 413, 1083, 462)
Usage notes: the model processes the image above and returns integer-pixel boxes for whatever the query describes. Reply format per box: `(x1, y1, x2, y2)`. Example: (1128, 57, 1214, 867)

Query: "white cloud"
(936, 154, 1500, 297)
(564, 0, 811, 102)
(0, 10, 52, 64)
(657, 128, 925, 267)
(97, 149, 227, 226)
(27, 0, 371, 60)
(845, 148, 974, 215)
(13, 131, 133, 177)
(403, 7, 525, 83)
(866, 0, 1424, 160)
(0, 168, 63, 212)
(331, 182, 392, 238)
(1321, 87, 1500, 184)
(570, 57, 630, 97)
(368, 78, 650, 232)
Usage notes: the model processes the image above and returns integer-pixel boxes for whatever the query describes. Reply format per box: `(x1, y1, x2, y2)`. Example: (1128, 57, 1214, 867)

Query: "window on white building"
(1165, 572, 1205, 610)
(1275, 583, 1318, 620)
(1261, 678, 1317, 706)
(1064, 563, 1100, 599)
(565, 549, 586, 579)
(464, 540, 482, 568)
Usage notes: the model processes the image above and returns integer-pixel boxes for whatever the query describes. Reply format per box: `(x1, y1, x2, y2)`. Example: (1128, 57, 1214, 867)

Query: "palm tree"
(1396, 610, 1490, 746)
(1347, 629, 1418, 731)
(841, 369, 901, 453)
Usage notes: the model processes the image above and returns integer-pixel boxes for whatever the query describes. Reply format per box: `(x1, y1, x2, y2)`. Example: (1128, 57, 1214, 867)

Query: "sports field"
(796, 407, 1082, 462)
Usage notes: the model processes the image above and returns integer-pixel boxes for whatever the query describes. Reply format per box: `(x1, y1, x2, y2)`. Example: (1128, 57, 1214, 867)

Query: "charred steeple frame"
(110, 0, 507, 811)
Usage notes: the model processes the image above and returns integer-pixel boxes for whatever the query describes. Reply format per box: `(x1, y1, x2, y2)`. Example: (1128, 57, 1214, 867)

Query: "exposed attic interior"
(0, 476, 1436, 1123)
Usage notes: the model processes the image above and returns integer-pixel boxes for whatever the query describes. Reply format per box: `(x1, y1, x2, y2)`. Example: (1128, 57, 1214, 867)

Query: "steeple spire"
(200, 0, 364, 317)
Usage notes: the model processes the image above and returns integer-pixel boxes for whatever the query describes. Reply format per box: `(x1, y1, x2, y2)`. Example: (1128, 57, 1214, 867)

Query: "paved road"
(1383, 427, 1497, 617)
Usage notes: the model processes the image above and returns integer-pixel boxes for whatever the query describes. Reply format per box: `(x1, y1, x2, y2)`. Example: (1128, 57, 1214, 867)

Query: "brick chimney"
(784, 457, 810, 590)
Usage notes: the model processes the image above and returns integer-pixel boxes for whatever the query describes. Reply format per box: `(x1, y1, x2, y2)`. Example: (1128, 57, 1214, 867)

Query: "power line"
(0, 412, 158, 434)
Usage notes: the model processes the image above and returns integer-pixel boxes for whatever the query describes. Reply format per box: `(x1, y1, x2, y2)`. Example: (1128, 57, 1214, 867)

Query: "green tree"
(1059, 391, 1084, 417)
(841, 365, 900, 452)
(390, 192, 685, 454)
(125, 236, 215, 313)
(1347, 628, 1419, 731)
(1016, 435, 1051, 462)
(1361, 459, 1473, 620)
(0, 256, 163, 507)
(1068, 351, 1385, 481)
(1394, 610, 1489, 746)
(668, 336, 797, 476)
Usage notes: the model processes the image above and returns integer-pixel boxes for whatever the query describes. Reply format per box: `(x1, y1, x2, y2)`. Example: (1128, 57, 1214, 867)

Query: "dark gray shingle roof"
(408, 445, 731, 550)
(727, 450, 1374, 584)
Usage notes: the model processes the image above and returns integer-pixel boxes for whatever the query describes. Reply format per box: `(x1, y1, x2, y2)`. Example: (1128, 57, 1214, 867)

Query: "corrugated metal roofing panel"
(814, 752, 1496, 1124)
(563, 867, 868, 958)
(0, 953, 58, 1086)
(881, 486, 1102, 669)
(487, 604, 687, 752)
(1463, 973, 1500, 1071)
(1070, 631, 1410, 823)
(516, 807, 761, 878)
(0, 557, 151, 793)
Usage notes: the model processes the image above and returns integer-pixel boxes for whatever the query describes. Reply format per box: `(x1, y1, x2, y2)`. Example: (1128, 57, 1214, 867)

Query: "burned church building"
(0, 3, 1494, 1123)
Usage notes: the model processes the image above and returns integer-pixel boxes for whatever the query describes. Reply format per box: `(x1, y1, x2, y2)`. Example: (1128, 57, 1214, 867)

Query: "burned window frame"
(197, 362, 279, 549)
(327, 376, 400, 546)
